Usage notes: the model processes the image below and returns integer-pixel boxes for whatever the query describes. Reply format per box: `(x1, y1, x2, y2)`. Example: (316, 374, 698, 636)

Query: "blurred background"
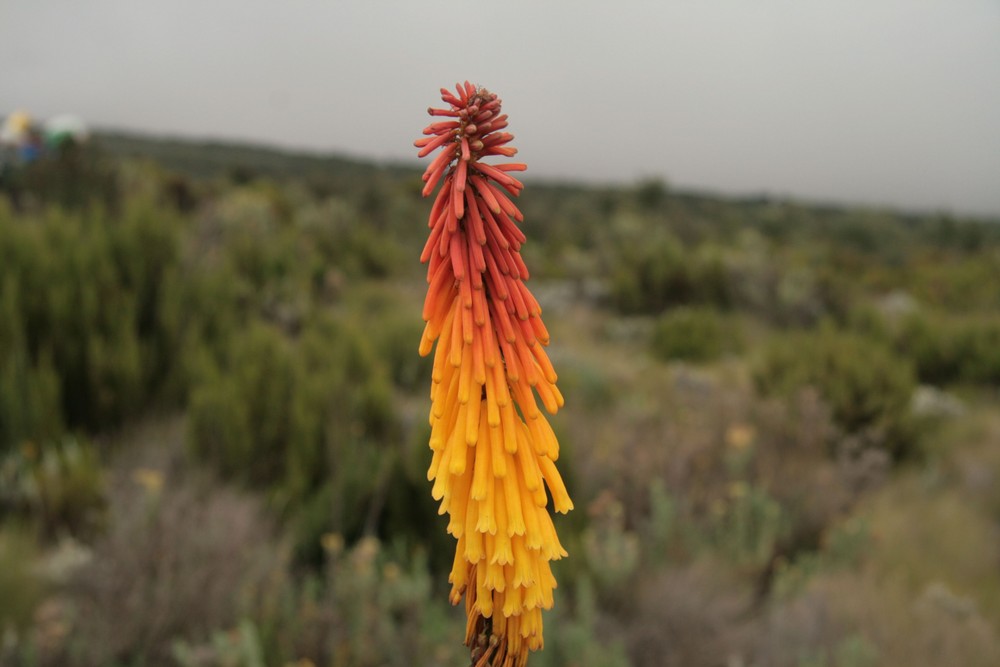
(2, 2, 1000, 666)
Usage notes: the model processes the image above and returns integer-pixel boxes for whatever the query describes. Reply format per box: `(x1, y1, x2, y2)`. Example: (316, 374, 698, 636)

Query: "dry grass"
(37, 417, 278, 667)
(760, 571, 1000, 667)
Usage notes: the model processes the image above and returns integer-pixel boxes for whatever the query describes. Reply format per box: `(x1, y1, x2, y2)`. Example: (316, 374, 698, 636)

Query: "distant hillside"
(95, 130, 419, 194)
(94, 129, 1000, 230)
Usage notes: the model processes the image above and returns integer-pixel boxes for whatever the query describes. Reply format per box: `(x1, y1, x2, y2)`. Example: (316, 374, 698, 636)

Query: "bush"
(0, 278, 63, 453)
(2, 143, 120, 213)
(186, 315, 416, 560)
(236, 537, 464, 667)
(650, 308, 740, 363)
(754, 330, 917, 457)
(625, 562, 753, 667)
(608, 230, 732, 315)
(0, 200, 182, 440)
(0, 438, 106, 538)
(52, 471, 275, 667)
(0, 525, 45, 636)
(895, 312, 1000, 386)
(708, 482, 789, 570)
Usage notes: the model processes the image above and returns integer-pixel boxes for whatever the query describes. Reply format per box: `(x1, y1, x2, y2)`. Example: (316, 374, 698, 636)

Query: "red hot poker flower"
(415, 82, 572, 667)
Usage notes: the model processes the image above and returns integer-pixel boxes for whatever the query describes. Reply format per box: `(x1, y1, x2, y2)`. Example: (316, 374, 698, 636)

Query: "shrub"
(0, 437, 106, 538)
(0, 278, 63, 453)
(0, 525, 44, 636)
(558, 356, 618, 412)
(650, 307, 740, 363)
(52, 471, 275, 667)
(186, 314, 416, 560)
(2, 143, 120, 213)
(894, 312, 1000, 386)
(708, 482, 790, 570)
(625, 562, 753, 667)
(754, 330, 917, 457)
(241, 537, 464, 667)
(608, 230, 732, 315)
(0, 199, 182, 439)
(759, 572, 1000, 667)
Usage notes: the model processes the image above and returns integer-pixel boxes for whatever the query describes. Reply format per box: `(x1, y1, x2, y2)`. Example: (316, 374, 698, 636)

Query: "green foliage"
(245, 537, 464, 667)
(894, 311, 1000, 386)
(2, 143, 119, 212)
(532, 576, 631, 667)
(187, 322, 297, 485)
(908, 253, 1000, 312)
(609, 229, 732, 315)
(0, 199, 181, 438)
(172, 619, 266, 667)
(708, 483, 789, 570)
(190, 318, 394, 533)
(370, 310, 433, 392)
(186, 313, 419, 560)
(773, 517, 874, 598)
(0, 277, 63, 451)
(557, 356, 617, 412)
(582, 498, 640, 591)
(0, 438, 106, 538)
(634, 178, 669, 211)
(644, 478, 677, 561)
(754, 330, 917, 456)
(650, 307, 741, 362)
(0, 525, 45, 634)
(797, 634, 880, 667)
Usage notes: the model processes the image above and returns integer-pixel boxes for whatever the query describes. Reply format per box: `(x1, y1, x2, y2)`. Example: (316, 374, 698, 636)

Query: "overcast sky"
(2, 1, 998, 216)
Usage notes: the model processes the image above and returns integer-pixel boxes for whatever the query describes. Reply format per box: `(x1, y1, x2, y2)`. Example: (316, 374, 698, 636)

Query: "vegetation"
(1, 134, 999, 666)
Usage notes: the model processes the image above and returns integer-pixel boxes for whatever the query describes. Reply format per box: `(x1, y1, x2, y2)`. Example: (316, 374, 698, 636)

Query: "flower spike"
(416, 83, 572, 667)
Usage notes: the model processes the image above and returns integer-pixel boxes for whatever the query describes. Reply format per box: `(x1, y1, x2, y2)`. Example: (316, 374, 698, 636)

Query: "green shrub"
(186, 315, 415, 560)
(369, 308, 433, 392)
(754, 330, 917, 457)
(188, 322, 297, 485)
(243, 537, 464, 667)
(608, 230, 732, 315)
(0, 525, 45, 635)
(558, 356, 617, 412)
(0, 437, 106, 538)
(0, 278, 63, 452)
(708, 483, 789, 570)
(0, 200, 183, 438)
(894, 312, 1000, 386)
(3, 143, 120, 212)
(650, 307, 740, 363)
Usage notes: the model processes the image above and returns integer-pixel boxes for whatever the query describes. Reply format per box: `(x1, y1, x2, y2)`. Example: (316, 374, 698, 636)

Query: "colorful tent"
(0, 111, 34, 145)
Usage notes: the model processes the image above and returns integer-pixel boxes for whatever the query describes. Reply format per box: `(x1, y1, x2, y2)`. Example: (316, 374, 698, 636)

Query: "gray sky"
(2, 1, 999, 216)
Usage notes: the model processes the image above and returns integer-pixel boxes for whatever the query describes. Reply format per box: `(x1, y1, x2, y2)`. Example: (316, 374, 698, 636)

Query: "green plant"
(650, 307, 740, 363)
(754, 330, 917, 457)
(0, 437, 106, 537)
(245, 537, 463, 667)
(708, 482, 789, 570)
(609, 231, 732, 315)
(187, 315, 404, 560)
(0, 524, 45, 635)
(894, 311, 1000, 386)
(172, 619, 266, 667)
